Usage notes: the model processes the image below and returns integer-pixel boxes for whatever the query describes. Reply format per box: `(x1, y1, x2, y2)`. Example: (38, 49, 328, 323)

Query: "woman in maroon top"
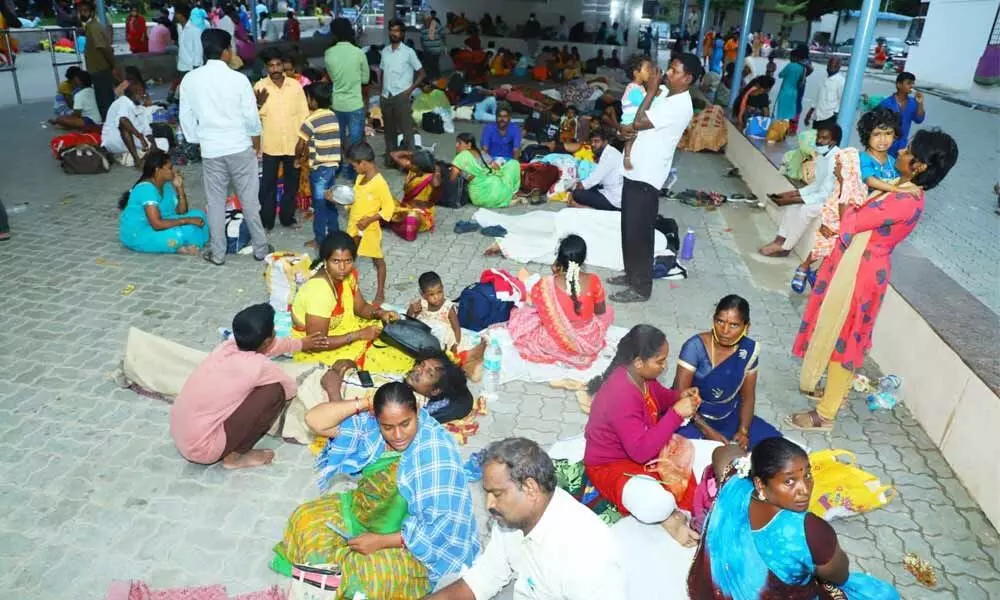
(583, 324, 702, 546)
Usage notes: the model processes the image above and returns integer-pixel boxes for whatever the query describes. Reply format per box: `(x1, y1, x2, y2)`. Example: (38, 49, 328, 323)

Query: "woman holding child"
(672, 295, 781, 450)
(290, 232, 412, 374)
(118, 150, 209, 254)
(507, 235, 615, 369)
(275, 381, 479, 598)
(451, 132, 521, 209)
(787, 129, 959, 432)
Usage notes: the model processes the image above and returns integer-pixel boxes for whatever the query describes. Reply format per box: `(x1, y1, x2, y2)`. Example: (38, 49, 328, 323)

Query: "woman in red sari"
(507, 235, 615, 370)
(125, 5, 149, 54)
(786, 130, 958, 432)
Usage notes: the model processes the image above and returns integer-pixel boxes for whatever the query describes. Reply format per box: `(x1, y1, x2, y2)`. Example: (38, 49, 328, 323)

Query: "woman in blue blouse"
(118, 150, 208, 254)
(673, 294, 781, 451)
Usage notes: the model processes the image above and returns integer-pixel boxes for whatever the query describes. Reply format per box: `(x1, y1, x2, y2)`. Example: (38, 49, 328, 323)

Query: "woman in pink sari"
(507, 235, 615, 369)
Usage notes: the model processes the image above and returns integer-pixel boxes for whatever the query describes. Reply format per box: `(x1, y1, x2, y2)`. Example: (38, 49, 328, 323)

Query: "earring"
(756, 489, 767, 502)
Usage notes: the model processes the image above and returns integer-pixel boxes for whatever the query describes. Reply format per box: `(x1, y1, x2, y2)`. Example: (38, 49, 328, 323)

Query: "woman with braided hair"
(506, 235, 615, 369)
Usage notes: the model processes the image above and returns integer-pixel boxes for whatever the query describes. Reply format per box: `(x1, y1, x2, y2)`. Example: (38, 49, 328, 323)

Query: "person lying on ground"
(427, 438, 627, 600)
(102, 80, 155, 167)
(276, 382, 479, 598)
(170, 303, 327, 469)
(672, 294, 781, 451)
(49, 69, 102, 131)
(117, 150, 209, 254)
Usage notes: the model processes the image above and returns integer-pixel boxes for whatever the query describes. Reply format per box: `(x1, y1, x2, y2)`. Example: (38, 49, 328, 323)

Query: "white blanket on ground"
(473, 208, 669, 272)
(547, 435, 722, 600)
(485, 325, 629, 385)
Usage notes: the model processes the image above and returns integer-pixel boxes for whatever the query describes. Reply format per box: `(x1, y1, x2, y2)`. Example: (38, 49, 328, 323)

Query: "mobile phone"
(326, 521, 354, 540)
(357, 370, 374, 388)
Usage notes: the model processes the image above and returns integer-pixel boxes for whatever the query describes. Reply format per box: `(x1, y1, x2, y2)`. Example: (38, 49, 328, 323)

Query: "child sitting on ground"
(170, 303, 325, 469)
(407, 271, 461, 353)
(346, 142, 396, 306)
(857, 107, 905, 194)
(620, 54, 664, 170)
(559, 105, 580, 143)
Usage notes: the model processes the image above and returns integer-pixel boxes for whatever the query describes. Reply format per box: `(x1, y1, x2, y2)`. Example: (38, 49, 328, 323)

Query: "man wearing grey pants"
(179, 28, 271, 264)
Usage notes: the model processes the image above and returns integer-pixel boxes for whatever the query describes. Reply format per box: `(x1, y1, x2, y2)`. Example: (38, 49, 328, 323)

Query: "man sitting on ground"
(102, 80, 155, 167)
(480, 102, 522, 162)
(569, 130, 623, 211)
(759, 123, 842, 257)
(427, 437, 627, 600)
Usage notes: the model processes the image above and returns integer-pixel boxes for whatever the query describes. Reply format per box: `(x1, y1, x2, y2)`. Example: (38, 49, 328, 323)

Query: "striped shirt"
(298, 109, 341, 169)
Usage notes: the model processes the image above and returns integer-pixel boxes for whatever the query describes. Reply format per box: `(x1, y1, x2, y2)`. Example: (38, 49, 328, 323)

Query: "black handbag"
(437, 160, 471, 208)
(376, 316, 442, 358)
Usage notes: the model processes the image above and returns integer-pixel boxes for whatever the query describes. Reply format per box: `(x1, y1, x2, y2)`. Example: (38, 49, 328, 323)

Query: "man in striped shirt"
(297, 82, 342, 248)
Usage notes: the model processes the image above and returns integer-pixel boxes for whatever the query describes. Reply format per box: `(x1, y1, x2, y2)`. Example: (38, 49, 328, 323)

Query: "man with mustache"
(380, 19, 425, 166)
(427, 437, 627, 599)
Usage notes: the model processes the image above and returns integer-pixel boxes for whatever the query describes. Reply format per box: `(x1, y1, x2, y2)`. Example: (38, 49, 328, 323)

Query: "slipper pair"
(453, 221, 508, 237)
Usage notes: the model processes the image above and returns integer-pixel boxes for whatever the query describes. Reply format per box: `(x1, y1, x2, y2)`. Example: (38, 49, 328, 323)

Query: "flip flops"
(480, 225, 508, 237)
(784, 410, 834, 432)
(454, 220, 480, 234)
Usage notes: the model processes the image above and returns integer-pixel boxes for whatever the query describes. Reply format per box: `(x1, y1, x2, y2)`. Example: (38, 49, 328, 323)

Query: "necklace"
(626, 369, 648, 397)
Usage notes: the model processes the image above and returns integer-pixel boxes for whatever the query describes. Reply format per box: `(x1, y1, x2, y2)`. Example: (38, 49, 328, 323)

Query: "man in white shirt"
(427, 438, 627, 600)
(380, 19, 425, 164)
(759, 124, 843, 257)
(102, 80, 153, 167)
(609, 53, 700, 303)
(180, 28, 271, 265)
(556, 16, 569, 41)
(175, 4, 204, 76)
(570, 130, 623, 211)
(804, 56, 844, 131)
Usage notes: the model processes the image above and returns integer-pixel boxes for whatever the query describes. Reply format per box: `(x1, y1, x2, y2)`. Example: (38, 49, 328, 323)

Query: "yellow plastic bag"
(264, 252, 313, 312)
(809, 449, 896, 520)
(766, 119, 790, 143)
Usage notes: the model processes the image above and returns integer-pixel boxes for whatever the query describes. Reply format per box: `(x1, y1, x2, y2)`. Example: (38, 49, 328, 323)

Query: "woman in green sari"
(273, 376, 479, 599)
(450, 132, 521, 208)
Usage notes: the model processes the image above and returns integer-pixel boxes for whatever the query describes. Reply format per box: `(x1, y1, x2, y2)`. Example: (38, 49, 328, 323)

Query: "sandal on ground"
(609, 288, 650, 304)
(791, 267, 809, 293)
(0, 231, 10, 242)
(454, 220, 481, 234)
(202, 249, 225, 266)
(480, 225, 508, 237)
(759, 244, 791, 258)
(253, 244, 275, 261)
(784, 410, 834, 432)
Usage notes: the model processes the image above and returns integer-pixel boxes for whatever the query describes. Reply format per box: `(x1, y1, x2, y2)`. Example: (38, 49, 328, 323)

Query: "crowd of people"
(0, 3, 968, 596)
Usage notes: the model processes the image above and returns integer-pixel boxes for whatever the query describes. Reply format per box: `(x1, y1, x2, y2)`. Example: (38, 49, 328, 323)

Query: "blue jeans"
(335, 108, 366, 180)
(310, 166, 340, 244)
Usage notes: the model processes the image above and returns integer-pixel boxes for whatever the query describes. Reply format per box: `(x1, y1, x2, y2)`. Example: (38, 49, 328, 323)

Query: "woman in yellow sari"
(390, 149, 440, 232)
(291, 231, 413, 374)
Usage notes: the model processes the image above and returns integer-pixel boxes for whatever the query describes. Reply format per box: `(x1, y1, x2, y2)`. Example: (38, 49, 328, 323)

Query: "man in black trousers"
(609, 53, 701, 303)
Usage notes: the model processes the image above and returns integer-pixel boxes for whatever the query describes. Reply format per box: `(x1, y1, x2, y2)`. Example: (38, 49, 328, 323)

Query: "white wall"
(812, 12, 912, 44)
(425, 0, 638, 34)
(905, 0, 1000, 91)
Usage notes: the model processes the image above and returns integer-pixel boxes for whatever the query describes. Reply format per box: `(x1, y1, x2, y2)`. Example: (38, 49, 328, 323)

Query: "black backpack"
(457, 283, 513, 331)
(655, 215, 681, 253)
(437, 160, 470, 208)
(422, 111, 445, 134)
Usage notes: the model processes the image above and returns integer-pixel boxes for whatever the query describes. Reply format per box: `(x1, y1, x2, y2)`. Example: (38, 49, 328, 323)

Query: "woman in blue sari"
(688, 438, 900, 599)
(710, 38, 724, 74)
(776, 48, 808, 121)
(118, 150, 209, 254)
(673, 295, 781, 450)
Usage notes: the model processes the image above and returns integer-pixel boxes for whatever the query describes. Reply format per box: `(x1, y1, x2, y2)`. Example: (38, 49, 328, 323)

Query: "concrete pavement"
(0, 96, 998, 598)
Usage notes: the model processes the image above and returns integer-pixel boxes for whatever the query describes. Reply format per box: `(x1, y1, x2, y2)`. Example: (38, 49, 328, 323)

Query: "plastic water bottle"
(176, 130, 185, 146)
(680, 228, 696, 261)
(483, 338, 503, 403)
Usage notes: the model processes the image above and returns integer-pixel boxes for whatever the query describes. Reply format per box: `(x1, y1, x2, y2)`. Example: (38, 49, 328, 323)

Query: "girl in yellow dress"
(291, 231, 413, 374)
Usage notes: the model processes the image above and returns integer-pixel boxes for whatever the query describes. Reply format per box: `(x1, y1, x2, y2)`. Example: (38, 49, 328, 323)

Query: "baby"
(407, 271, 461, 353)
(620, 54, 665, 170)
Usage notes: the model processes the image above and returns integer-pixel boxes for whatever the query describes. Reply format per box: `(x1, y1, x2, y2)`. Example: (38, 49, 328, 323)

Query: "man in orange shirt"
(255, 47, 310, 229)
(724, 34, 739, 65)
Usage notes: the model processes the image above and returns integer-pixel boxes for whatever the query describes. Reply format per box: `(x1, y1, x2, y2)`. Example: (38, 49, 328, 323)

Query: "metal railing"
(0, 29, 20, 104)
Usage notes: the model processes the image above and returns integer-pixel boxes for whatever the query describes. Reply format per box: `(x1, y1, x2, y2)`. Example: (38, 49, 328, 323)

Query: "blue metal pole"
(727, 0, 754, 113)
(95, 0, 108, 26)
(837, 0, 879, 140)
(696, 0, 710, 57)
(679, 0, 689, 36)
